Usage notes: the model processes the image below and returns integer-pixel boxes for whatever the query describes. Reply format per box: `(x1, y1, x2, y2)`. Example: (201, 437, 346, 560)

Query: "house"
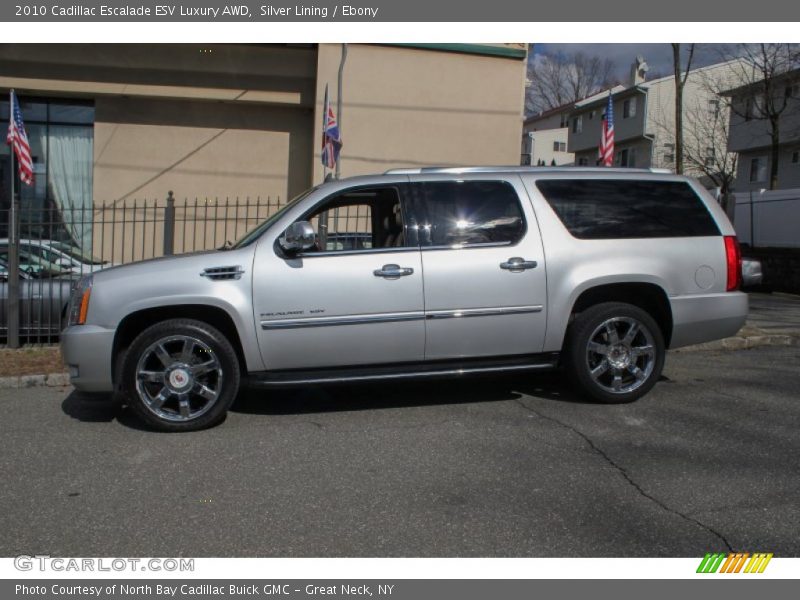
(567, 58, 742, 178)
(724, 67, 800, 191)
(521, 104, 574, 166)
(0, 43, 527, 254)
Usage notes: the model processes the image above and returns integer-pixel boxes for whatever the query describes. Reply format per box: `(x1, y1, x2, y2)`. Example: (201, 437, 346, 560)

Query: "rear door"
(408, 174, 548, 360)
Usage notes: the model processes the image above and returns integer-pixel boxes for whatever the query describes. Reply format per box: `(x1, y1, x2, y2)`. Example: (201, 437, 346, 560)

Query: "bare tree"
(671, 43, 695, 174)
(646, 59, 738, 206)
(708, 43, 800, 189)
(683, 94, 738, 207)
(525, 50, 616, 115)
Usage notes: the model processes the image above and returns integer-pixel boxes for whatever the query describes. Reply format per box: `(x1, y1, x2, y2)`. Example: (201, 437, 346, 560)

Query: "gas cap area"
(695, 265, 716, 290)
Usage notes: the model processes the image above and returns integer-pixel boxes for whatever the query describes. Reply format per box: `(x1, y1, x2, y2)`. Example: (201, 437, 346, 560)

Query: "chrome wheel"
(135, 335, 223, 422)
(585, 317, 656, 395)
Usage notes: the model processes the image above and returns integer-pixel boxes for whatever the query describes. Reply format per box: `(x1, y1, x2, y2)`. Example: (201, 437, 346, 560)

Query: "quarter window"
(416, 181, 525, 247)
(535, 179, 720, 239)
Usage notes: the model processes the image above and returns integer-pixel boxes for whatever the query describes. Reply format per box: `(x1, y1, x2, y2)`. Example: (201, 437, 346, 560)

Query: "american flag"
(6, 90, 33, 186)
(599, 92, 614, 167)
(321, 84, 342, 170)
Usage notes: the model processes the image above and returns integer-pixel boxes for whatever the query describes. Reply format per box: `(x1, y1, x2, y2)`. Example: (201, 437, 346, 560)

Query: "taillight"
(724, 235, 742, 291)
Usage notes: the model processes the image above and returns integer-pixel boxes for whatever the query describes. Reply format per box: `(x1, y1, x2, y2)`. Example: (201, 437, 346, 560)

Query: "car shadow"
(60, 370, 615, 430)
(60, 390, 158, 432)
(232, 370, 595, 416)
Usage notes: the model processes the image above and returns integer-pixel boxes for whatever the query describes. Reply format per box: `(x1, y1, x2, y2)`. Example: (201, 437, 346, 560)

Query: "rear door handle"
(374, 264, 414, 279)
(500, 257, 537, 272)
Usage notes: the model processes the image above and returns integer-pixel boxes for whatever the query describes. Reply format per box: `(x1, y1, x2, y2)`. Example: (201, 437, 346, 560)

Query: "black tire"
(120, 318, 240, 432)
(564, 302, 665, 404)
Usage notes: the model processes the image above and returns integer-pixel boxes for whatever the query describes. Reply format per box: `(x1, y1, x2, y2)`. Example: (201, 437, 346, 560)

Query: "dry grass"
(0, 346, 67, 377)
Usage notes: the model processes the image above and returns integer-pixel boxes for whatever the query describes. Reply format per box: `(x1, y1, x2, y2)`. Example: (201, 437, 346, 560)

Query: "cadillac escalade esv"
(61, 167, 748, 431)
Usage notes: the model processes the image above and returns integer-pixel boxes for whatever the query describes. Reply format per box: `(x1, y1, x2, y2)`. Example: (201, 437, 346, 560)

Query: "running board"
(247, 354, 559, 388)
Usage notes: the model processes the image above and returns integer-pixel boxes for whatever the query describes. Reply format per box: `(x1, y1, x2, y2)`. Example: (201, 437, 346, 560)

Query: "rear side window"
(536, 179, 720, 239)
(416, 181, 526, 247)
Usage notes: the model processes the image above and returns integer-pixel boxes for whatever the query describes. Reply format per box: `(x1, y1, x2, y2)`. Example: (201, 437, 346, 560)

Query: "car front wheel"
(564, 302, 665, 404)
(120, 318, 240, 431)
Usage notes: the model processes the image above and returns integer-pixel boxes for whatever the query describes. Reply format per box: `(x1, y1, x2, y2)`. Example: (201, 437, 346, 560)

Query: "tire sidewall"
(566, 302, 665, 404)
(121, 319, 240, 431)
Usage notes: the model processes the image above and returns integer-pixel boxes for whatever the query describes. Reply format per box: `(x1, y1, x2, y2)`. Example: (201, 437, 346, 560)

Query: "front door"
(409, 175, 548, 360)
(252, 184, 425, 371)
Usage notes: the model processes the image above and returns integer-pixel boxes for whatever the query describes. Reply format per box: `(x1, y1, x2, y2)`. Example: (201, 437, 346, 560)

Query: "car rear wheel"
(564, 302, 665, 404)
(120, 318, 240, 431)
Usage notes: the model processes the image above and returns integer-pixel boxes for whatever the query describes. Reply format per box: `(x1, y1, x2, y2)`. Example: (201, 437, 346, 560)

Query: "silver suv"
(61, 167, 748, 431)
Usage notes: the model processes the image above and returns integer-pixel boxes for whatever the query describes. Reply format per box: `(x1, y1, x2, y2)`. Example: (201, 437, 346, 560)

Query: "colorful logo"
(697, 552, 773, 574)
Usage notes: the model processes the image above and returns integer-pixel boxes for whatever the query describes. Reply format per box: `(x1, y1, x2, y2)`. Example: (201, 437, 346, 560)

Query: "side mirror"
(279, 221, 316, 253)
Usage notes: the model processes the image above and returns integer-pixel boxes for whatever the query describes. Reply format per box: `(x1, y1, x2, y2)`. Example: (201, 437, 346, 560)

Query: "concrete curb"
(674, 333, 798, 352)
(0, 373, 70, 389)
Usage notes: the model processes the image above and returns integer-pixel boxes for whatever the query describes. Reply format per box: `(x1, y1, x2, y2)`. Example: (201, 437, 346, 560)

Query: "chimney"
(630, 56, 650, 86)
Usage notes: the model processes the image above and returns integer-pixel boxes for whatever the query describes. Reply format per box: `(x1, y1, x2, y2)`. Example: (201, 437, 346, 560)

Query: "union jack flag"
(321, 84, 342, 170)
(6, 90, 34, 186)
(599, 92, 614, 167)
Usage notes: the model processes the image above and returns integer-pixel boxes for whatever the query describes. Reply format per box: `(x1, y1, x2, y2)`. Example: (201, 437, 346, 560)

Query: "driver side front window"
(303, 186, 411, 253)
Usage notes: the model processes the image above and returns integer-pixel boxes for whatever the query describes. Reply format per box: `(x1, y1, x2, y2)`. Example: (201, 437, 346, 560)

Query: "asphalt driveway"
(0, 345, 798, 557)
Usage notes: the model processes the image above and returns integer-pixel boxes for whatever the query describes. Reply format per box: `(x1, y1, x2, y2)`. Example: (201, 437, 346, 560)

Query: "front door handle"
(374, 264, 414, 279)
(500, 257, 538, 272)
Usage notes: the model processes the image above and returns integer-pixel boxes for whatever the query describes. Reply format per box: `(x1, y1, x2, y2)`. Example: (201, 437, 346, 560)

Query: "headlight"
(67, 275, 93, 326)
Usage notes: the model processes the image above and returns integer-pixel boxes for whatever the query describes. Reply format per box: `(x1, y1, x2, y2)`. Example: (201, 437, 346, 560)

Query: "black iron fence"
(1, 193, 284, 346)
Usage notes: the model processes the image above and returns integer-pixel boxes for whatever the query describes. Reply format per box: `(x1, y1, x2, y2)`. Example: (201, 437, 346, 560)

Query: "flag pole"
(7, 89, 21, 348)
(318, 84, 329, 250)
(335, 44, 347, 180)
(321, 83, 328, 182)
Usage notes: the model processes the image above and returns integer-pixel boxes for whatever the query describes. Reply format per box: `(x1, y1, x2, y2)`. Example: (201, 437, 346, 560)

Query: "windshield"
(231, 186, 319, 249)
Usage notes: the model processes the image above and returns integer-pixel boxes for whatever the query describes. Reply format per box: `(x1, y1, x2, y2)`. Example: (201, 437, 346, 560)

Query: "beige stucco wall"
(93, 97, 312, 205)
(313, 44, 527, 183)
(1, 43, 527, 261)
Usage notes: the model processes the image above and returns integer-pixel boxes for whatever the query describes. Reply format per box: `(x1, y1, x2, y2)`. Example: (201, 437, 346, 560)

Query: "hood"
(91, 248, 253, 285)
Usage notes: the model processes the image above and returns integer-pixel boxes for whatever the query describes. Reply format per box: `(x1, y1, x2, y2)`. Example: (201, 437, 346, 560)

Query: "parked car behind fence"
(1, 196, 284, 345)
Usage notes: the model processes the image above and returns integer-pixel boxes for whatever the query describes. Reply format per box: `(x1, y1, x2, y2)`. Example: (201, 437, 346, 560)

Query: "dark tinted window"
(417, 181, 525, 247)
(536, 179, 720, 239)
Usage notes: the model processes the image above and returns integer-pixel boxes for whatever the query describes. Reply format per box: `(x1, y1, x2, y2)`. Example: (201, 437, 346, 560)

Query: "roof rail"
(383, 166, 672, 175)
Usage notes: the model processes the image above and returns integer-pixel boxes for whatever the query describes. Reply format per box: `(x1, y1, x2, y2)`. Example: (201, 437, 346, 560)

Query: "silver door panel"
(253, 250, 424, 370)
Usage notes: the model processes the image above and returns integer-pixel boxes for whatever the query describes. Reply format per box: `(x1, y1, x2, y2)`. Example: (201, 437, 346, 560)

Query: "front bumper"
(669, 291, 748, 349)
(60, 325, 116, 392)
